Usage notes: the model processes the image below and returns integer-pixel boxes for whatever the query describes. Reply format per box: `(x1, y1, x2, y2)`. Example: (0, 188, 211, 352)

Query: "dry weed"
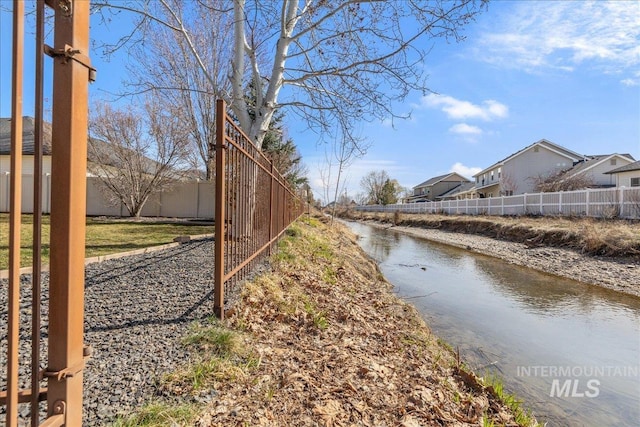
(344, 211, 640, 258)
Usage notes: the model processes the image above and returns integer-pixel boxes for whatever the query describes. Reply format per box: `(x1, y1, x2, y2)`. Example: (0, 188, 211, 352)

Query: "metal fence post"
(214, 99, 227, 319)
(46, 0, 92, 424)
(7, 2, 25, 424)
(268, 163, 275, 255)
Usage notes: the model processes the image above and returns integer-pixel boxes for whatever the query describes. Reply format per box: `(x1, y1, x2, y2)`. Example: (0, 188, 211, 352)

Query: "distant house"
(435, 182, 476, 201)
(0, 116, 53, 175)
(0, 117, 53, 212)
(473, 139, 587, 198)
(561, 153, 635, 188)
(604, 160, 640, 188)
(408, 172, 471, 202)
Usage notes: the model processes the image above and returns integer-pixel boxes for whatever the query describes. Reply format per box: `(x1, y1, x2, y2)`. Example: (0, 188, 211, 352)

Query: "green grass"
(163, 319, 260, 393)
(182, 317, 237, 355)
(0, 214, 213, 270)
(111, 402, 201, 427)
(482, 374, 538, 426)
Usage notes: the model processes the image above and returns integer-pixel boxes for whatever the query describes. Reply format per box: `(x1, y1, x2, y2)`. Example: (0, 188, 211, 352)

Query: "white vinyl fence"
(0, 174, 215, 218)
(357, 187, 640, 219)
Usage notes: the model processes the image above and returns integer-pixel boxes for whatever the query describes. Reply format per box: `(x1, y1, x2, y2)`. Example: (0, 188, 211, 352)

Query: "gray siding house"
(563, 153, 635, 187)
(604, 160, 640, 188)
(409, 172, 471, 202)
(473, 139, 586, 197)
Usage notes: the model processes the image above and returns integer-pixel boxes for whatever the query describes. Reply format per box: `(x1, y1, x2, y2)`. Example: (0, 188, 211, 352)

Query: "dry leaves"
(195, 216, 530, 426)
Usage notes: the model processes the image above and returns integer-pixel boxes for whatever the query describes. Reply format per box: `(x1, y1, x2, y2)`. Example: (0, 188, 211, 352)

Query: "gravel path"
(1, 238, 220, 425)
(366, 221, 640, 297)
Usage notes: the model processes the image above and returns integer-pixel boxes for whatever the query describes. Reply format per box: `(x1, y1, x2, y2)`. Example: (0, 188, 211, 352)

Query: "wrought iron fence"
(2, 1, 92, 426)
(214, 100, 304, 319)
(356, 186, 640, 219)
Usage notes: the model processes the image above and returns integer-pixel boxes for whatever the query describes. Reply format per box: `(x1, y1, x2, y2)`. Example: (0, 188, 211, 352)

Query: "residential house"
(0, 117, 53, 212)
(435, 182, 476, 201)
(409, 172, 471, 202)
(560, 153, 635, 188)
(1, 116, 213, 217)
(473, 139, 587, 198)
(604, 160, 640, 188)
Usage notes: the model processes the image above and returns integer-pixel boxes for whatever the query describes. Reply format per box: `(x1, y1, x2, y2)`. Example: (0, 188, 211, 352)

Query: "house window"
(631, 178, 640, 187)
(611, 159, 617, 166)
(498, 167, 501, 178)
(534, 146, 539, 153)
(491, 171, 494, 181)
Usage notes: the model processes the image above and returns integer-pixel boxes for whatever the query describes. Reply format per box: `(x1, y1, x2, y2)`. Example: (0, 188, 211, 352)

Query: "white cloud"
(419, 94, 509, 121)
(449, 162, 482, 178)
(476, 1, 640, 78)
(449, 123, 483, 135)
(621, 78, 639, 87)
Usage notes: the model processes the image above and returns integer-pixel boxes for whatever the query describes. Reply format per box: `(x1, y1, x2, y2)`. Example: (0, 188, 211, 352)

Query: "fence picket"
(357, 186, 639, 219)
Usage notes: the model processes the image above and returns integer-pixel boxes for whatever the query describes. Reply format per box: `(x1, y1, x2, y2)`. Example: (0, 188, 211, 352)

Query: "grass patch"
(182, 318, 238, 356)
(0, 214, 213, 270)
(111, 402, 201, 427)
(482, 374, 537, 426)
(163, 319, 259, 394)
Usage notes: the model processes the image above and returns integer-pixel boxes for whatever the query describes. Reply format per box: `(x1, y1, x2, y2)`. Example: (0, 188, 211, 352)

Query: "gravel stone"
(0, 238, 235, 426)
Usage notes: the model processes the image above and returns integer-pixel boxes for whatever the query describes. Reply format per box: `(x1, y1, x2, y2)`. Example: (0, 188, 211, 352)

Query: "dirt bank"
(339, 211, 640, 298)
(180, 216, 534, 426)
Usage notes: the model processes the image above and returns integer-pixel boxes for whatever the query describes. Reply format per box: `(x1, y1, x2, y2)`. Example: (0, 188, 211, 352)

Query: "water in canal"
(345, 221, 640, 427)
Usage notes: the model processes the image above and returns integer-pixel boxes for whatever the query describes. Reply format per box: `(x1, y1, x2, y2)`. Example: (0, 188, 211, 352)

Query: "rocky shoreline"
(359, 220, 640, 298)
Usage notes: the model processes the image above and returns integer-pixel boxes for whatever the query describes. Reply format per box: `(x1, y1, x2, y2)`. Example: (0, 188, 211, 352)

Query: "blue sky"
(301, 0, 640, 202)
(1, 1, 639, 203)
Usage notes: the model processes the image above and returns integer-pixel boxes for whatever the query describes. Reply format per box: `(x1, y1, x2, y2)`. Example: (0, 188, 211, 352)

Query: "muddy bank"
(342, 215, 640, 298)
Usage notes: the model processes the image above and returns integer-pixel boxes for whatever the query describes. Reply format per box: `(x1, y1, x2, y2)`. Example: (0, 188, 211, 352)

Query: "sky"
(1, 1, 639, 204)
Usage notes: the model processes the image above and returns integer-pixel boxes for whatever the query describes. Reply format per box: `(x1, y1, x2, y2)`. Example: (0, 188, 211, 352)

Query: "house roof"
(0, 117, 52, 155)
(413, 172, 470, 189)
(436, 182, 476, 199)
(473, 139, 586, 178)
(604, 160, 640, 174)
(566, 153, 636, 177)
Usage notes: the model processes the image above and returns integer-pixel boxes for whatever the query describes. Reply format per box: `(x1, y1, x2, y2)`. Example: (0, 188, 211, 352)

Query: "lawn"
(0, 214, 213, 270)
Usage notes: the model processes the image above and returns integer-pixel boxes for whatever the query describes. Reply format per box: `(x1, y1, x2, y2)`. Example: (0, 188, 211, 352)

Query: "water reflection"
(346, 221, 640, 427)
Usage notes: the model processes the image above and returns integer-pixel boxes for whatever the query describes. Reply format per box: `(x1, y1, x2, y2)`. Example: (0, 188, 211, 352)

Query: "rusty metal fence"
(214, 100, 303, 319)
(2, 1, 92, 426)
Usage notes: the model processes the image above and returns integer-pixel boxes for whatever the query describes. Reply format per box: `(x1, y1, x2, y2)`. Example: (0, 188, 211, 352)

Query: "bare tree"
(329, 133, 367, 224)
(531, 169, 595, 193)
(361, 170, 389, 205)
(93, 0, 485, 147)
(88, 102, 191, 217)
(361, 170, 404, 205)
(122, 2, 235, 180)
(500, 172, 518, 196)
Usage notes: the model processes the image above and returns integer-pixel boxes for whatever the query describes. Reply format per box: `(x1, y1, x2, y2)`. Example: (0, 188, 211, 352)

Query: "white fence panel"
(2, 175, 216, 218)
(356, 187, 639, 219)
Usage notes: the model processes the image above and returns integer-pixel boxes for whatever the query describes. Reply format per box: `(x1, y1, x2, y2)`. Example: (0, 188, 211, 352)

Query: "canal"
(344, 221, 640, 427)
